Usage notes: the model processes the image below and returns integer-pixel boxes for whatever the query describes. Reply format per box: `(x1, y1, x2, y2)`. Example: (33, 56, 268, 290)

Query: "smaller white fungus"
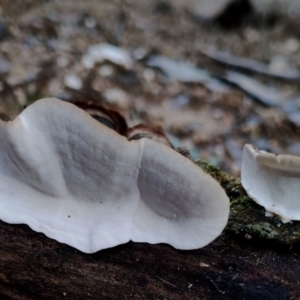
(241, 144, 300, 223)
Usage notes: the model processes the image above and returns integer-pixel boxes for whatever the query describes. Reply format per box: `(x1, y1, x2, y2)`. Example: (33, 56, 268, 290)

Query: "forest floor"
(2, 0, 300, 175)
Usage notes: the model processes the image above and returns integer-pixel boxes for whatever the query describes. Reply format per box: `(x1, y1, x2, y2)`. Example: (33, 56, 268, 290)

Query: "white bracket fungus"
(0, 98, 229, 253)
(241, 144, 300, 223)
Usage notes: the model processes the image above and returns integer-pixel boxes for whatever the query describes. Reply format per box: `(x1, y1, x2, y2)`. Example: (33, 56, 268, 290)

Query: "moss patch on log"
(195, 159, 300, 244)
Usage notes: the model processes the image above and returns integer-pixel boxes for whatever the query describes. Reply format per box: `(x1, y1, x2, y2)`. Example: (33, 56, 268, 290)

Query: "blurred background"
(1, 0, 300, 176)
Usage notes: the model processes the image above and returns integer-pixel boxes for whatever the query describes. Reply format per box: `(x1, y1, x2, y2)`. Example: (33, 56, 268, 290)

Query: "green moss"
(195, 159, 300, 244)
(246, 223, 279, 238)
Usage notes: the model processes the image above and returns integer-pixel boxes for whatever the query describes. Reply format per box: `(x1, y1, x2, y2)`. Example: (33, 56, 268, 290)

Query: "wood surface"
(0, 219, 297, 300)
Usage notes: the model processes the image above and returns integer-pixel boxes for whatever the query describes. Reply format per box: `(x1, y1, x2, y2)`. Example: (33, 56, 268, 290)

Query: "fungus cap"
(0, 98, 229, 252)
(241, 144, 300, 223)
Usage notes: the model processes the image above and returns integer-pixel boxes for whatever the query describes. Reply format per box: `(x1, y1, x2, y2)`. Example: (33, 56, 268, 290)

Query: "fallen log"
(0, 160, 299, 299)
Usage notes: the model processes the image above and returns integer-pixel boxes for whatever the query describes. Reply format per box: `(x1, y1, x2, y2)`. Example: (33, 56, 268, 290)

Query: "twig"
(200, 47, 300, 81)
(155, 276, 177, 288)
(207, 276, 226, 294)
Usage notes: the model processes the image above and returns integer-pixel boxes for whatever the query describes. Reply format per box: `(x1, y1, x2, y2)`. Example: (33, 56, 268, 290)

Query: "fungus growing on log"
(0, 98, 229, 253)
(127, 124, 191, 158)
(127, 124, 173, 148)
(241, 144, 300, 223)
(72, 101, 128, 135)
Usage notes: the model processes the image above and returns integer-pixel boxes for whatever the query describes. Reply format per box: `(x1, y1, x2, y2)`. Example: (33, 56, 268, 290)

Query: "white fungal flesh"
(0, 98, 229, 253)
(241, 144, 300, 223)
